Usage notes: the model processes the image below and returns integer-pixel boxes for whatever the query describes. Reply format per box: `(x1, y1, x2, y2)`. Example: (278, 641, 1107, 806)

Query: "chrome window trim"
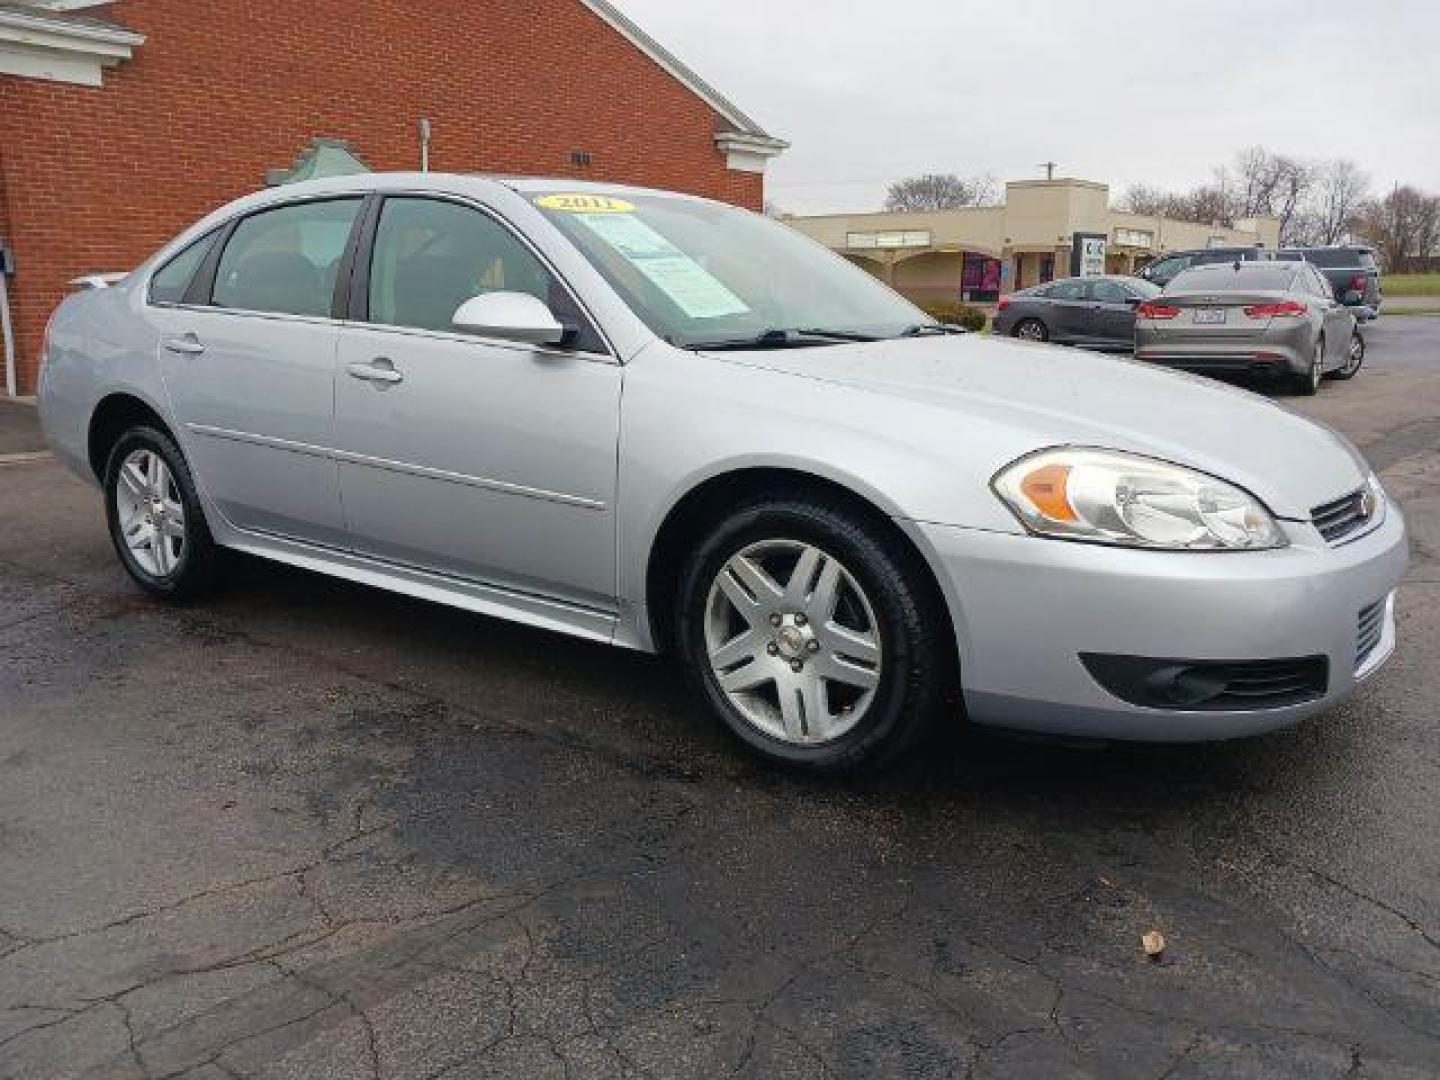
(143, 186, 619, 363)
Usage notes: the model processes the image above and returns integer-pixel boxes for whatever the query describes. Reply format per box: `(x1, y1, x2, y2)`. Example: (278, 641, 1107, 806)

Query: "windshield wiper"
(898, 322, 968, 337)
(682, 327, 880, 351)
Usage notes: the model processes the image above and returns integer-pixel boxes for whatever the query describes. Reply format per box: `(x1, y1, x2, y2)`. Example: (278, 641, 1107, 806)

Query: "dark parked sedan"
(994, 275, 1161, 348)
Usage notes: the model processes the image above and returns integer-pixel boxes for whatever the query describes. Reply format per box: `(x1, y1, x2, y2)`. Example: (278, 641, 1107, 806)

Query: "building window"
(1114, 227, 1154, 248)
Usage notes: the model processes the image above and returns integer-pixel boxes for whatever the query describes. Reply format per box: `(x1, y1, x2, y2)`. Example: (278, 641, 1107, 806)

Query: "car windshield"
(532, 191, 928, 348)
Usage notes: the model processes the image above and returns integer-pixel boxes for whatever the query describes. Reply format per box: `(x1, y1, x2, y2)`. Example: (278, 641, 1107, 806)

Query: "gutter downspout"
(0, 271, 15, 398)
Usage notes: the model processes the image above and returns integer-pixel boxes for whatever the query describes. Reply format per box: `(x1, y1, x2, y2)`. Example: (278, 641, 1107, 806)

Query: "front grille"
(1081, 654, 1328, 711)
(1311, 488, 1370, 543)
(1356, 599, 1386, 669)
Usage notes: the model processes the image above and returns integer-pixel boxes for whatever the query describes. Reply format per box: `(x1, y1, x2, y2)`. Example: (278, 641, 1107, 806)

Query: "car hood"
(708, 334, 1370, 521)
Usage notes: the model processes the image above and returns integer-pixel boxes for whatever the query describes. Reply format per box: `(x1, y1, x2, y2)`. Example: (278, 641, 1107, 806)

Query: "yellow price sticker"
(535, 193, 636, 214)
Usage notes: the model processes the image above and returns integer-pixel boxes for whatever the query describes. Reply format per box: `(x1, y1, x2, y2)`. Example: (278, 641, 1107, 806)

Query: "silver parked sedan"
(1134, 261, 1365, 394)
(39, 174, 1406, 773)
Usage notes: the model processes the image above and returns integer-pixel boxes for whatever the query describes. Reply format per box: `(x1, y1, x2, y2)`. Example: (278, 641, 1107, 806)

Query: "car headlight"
(992, 448, 1287, 551)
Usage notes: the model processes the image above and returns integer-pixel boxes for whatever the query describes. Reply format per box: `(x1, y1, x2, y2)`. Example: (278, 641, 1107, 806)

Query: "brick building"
(0, 0, 786, 395)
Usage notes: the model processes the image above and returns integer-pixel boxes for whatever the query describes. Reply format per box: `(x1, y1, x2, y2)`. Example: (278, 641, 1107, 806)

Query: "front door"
(333, 195, 621, 610)
(154, 197, 363, 546)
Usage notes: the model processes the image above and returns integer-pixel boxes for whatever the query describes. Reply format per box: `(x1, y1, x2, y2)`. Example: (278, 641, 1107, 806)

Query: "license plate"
(1193, 309, 1227, 324)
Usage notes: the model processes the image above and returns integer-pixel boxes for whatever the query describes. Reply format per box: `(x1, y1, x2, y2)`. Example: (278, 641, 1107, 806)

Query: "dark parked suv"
(1275, 246, 1382, 320)
(1137, 246, 1271, 287)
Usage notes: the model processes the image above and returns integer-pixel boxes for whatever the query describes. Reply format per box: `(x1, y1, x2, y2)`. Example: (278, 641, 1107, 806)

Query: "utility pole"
(1036, 161, 1058, 181)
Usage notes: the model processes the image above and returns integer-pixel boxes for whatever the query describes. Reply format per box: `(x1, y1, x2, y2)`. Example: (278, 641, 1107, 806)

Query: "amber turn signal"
(1019, 463, 1077, 522)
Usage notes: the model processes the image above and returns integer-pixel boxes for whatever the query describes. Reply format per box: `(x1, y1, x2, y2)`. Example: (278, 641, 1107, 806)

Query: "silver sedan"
(38, 174, 1406, 773)
(1134, 260, 1365, 393)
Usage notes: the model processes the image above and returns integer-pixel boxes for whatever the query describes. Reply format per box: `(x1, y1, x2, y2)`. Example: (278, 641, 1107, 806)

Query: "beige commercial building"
(788, 178, 1281, 304)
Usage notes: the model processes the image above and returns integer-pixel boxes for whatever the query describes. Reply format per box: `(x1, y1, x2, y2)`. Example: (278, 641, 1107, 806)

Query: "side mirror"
(452, 291, 568, 346)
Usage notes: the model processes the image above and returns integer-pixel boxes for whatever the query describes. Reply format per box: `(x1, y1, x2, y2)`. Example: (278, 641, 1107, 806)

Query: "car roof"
(1161, 246, 1262, 257)
(1281, 245, 1375, 254)
(200, 172, 710, 226)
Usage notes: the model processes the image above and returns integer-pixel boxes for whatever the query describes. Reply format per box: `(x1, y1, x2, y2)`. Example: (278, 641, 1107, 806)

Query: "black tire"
(674, 496, 952, 774)
(1013, 317, 1048, 343)
(1292, 336, 1323, 396)
(103, 426, 219, 599)
(1330, 331, 1364, 380)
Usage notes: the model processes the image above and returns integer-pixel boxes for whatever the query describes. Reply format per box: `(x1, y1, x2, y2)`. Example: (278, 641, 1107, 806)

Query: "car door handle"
(163, 335, 206, 355)
(347, 359, 404, 385)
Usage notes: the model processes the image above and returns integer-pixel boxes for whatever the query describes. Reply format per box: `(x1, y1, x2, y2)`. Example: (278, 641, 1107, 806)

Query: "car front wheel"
(104, 426, 218, 599)
(675, 496, 951, 774)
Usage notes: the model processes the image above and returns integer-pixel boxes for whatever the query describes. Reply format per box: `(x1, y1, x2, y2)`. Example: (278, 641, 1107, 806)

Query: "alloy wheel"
(1344, 333, 1364, 374)
(703, 539, 882, 746)
(1016, 319, 1046, 342)
(1311, 340, 1324, 391)
(114, 448, 187, 577)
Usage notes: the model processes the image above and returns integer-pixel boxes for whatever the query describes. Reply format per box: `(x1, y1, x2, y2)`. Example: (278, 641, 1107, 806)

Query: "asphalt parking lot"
(2, 319, 1438, 1079)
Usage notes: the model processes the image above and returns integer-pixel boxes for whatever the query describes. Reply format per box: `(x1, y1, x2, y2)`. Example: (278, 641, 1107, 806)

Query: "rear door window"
(212, 198, 362, 317)
(1047, 280, 1087, 301)
(1088, 280, 1130, 304)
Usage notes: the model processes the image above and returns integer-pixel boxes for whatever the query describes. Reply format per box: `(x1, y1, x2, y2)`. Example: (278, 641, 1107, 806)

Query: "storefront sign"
(847, 230, 931, 250)
(1071, 232, 1107, 277)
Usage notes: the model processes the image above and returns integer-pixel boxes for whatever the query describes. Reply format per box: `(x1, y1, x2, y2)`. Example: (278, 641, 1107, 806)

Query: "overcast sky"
(609, 0, 1440, 214)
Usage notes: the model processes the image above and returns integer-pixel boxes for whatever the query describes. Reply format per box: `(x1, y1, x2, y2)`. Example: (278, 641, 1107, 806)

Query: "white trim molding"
(0, 6, 144, 87)
(715, 131, 788, 174)
(579, 0, 788, 171)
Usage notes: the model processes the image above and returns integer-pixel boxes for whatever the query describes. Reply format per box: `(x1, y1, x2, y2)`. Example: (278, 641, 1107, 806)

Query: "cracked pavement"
(2, 318, 1439, 1078)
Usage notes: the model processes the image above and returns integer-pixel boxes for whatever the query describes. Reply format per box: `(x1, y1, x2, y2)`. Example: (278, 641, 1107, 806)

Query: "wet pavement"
(0, 398, 43, 458)
(1, 322, 1438, 1078)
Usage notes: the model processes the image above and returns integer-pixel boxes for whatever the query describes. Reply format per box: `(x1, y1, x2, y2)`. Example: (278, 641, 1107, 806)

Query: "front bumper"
(910, 505, 1407, 741)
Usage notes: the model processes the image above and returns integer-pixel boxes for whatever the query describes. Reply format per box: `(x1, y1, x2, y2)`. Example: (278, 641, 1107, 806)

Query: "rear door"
(1085, 279, 1138, 347)
(1042, 279, 1091, 341)
(153, 197, 363, 546)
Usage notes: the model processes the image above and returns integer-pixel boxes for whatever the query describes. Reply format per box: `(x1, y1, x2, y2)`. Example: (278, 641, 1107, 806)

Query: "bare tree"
(884, 173, 999, 212)
(1355, 185, 1440, 271)
(1303, 159, 1370, 246)
(1226, 146, 1313, 243)
(1114, 184, 1173, 216)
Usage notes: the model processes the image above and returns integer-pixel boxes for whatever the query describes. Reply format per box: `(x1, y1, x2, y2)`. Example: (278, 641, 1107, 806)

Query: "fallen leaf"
(1142, 930, 1166, 959)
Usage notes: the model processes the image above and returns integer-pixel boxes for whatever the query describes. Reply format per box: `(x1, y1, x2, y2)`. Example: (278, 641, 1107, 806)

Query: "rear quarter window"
(148, 231, 220, 304)
(1300, 248, 1373, 269)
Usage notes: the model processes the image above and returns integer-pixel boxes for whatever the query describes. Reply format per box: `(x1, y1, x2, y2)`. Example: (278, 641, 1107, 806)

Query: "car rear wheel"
(104, 426, 218, 599)
(675, 497, 950, 774)
(1331, 331, 1364, 380)
(1293, 337, 1324, 396)
(1013, 318, 1048, 342)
